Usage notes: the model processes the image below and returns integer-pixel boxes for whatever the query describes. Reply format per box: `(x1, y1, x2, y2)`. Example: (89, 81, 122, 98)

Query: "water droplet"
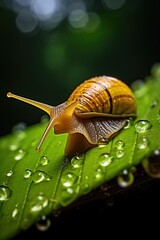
(142, 149, 160, 178)
(95, 168, 104, 181)
(115, 140, 125, 150)
(12, 122, 27, 132)
(31, 139, 38, 147)
(40, 115, 49, 123)
(57, 141, 62, 147)
(9, 140, 20, 151)
(99, 153, 113, 167)
(80, 176, 91, 194)
(24, 169, 32, 179)
(12, 122, 26, 138)
(16, 131, 26, 140)
(101, 185, 111, 197)
(12, 208, 18, 218)
(157, 110, 160, 118)
(117, 169, 134, 188)
(131, 79, 144, 91)
(130, 166, 137, 173)
(124, 118, 134, 129)
(9, 123, 27, 151)
(21, 217, 30, 230)
(61, 173, 78, 187)
(0, 185, 12, 201)
(132, 79, 147, 97)
(36, 215, 51, 231)
(98, 137, 108, 145)
(59, 187, 75, 206)
(14, 148, 27, 161)
(137, 136, 150, 149)
(12, 204, 19, 218)
(71, 155, 84, 168)
(40, 156, 50, 166)
(150, 100, 158, 108)
(157, 110, 160, 122)
(116, 150, 125, 158)
(32, 170, 51, 184)
(135, 120, 152, 133)
(81, 183, 91, 194)
(6, 170, 13, 177)
(30, 194, 49, 213)
(98, 143, 106, 149)
(155, 149, 160, 155)
(100, 184, 108, 192)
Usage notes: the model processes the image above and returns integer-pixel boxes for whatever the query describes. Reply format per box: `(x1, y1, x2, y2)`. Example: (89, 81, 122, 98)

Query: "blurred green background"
(0, 0, 159, 137)
(0, 1, 160, 238)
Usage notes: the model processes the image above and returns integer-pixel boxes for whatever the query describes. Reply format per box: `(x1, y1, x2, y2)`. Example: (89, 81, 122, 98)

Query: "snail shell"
(7, 76, 137, 157)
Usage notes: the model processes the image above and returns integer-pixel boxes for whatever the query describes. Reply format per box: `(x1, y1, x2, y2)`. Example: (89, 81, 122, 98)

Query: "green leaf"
(0, 65, 160, 239)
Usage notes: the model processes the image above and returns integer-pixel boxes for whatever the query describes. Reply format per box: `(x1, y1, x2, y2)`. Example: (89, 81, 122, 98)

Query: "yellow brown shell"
(7, 76, 137, 157)
(67, 76, 136, 116)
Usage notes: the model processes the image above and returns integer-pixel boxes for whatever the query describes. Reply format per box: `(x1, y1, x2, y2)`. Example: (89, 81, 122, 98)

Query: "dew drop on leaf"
(12, 122, 27, 140)
(0, 185, 12, 201)
(131, 79, 144, 91)
(98, 137, 108, 145)
(98, 143, 107, 149)
(124, 118, 134, 129)
(9, 140, 20, 151)
(116, 150, 125, 158)
(12, 122, 27, 132)
(24, 169, 32, 179)
(6, 169, 13, 177)
(59, 187, 75, 206)
(132, 79, 147, 97)
(134, 120, 152, 133)
(95, 167, 104, 181)
(14, 148, 27, 161)
(150, 99, 158, 108)
(12, 204, 19, 218)
(71, 155, 84, 168)
(157, 110, 160, 122)
(81, 183, 91, 194)
(9, 124, 26, 151)
(36, 215, 51, 232)
(142, 149, 160, 178)
(40, 115, 49, 124)
(32, 170, 52, 184)
(31, 139, 38, 147)
(40, 156, 50, 166)
(115, 140, 125, 150)
(21, 218, 30, 230)
(99, 153, 113, 167)
(30, 194, 49, 213)
(61, 173, 78, 187)
(137, 136, 150, 149)
(117, 169, 134, 188)
(80, 176, 91, 194)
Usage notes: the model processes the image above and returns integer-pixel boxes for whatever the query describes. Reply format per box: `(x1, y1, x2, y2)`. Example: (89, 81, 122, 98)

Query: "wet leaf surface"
(0, 66, 160, 239)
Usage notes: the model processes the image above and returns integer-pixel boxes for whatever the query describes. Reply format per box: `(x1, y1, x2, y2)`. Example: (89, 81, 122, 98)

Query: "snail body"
(7, 76, 137, 156)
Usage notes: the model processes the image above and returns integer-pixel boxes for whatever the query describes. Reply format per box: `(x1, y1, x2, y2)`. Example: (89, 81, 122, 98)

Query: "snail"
(7, 76, 137, 157)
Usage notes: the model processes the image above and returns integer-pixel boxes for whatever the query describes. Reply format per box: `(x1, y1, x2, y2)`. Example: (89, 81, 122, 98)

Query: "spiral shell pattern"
(67, 76, 136, 116)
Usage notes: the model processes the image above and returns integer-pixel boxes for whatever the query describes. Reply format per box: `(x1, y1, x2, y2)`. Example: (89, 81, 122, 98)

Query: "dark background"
(0, 0, 160, 137)
(0, 0, 160, 238)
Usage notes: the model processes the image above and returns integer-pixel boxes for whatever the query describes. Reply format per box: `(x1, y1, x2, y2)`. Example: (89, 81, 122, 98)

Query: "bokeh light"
(103, 0, 126, 10)
(1, 0, 107, 33)
(16, 10, 37, 33)
(0, 0, 160, 137)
